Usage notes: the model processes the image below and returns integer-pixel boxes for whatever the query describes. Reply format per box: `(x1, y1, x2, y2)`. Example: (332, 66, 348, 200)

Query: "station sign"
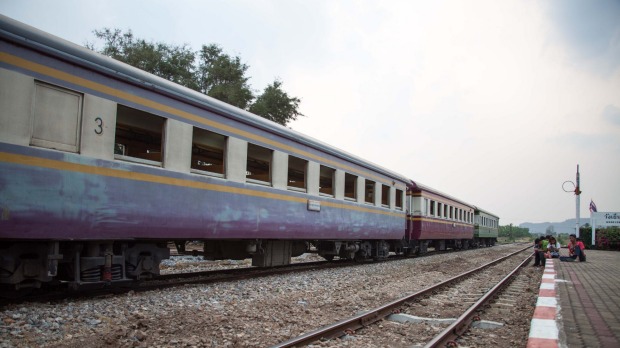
(591, 212, 620, 227)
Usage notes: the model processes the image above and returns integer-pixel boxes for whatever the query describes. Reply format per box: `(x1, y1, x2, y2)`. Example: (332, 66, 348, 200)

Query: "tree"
(249, 80, 303, 124)
(89, 29, 302, 126)
(90, 29, 198, 90)
(196, 44, 253, 109)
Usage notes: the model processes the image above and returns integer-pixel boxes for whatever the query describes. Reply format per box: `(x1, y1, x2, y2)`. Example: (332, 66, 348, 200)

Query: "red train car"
(406, 181, 475, 254)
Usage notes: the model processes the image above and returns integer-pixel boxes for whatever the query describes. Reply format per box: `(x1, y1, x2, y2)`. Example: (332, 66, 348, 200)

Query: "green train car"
(473, 206, 499, 247)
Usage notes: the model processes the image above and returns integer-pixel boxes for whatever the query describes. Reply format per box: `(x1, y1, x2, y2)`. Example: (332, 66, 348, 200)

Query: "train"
(0, 15, 498, 289)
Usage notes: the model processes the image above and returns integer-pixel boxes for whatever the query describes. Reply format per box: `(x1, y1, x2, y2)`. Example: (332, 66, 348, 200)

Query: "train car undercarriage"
(0, 236, 496, 289)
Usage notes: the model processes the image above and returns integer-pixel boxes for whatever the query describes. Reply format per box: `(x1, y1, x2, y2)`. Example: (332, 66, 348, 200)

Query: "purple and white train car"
(406, 181, 475, 253)
(0, 15, 410, 288)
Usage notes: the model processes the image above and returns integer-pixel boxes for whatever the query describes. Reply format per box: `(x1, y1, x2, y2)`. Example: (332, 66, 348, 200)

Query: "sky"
(1, 0, 619, 226)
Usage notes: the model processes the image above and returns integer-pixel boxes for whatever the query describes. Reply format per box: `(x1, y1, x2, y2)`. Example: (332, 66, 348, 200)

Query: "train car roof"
(408, 180, 474, 208)
(0, 15, 410, 184)
(473, 206, 500, 219)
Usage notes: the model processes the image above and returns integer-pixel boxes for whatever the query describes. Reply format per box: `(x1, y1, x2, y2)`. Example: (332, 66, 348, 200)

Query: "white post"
(575, 165, 580, 238)
(576, 195, 580, 238)
(591, 213, 596, 247)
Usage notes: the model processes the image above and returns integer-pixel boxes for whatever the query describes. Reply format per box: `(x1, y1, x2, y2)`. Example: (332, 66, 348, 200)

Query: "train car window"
(31, 82, 82, 153)
(287, 155, 307, 191)
(364, 180, 375, 204)
(319, 165, 335, 196)
(344, 173, 357, 200)
(114, 105, 165, 165)
(430, 200, 436, 216)
(246, 143, 272, 184)
(381, 185, 390, 207)
(443, 204, 448, 219)
(191, 128, 226, 176)
(449, 206, 454, 220)
(395, 190, 403, 210)
(438, 203, 443, 217)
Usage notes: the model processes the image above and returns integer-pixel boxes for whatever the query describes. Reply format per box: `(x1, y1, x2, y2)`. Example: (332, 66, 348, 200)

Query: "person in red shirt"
(576, 238, 587, 262)
(561, 234, 586, 262)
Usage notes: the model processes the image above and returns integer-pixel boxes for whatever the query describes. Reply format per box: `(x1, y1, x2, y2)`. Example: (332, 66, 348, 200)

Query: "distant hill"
(520, 219, 587, 235)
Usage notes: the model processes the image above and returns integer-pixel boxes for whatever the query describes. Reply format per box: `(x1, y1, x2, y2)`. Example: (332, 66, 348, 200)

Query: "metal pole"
(575, 165, 580, 238)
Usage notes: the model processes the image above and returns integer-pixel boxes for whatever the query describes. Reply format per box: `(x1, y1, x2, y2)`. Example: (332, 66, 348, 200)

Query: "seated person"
(547, 237, 561, 258)
(560, 234, 586, 262)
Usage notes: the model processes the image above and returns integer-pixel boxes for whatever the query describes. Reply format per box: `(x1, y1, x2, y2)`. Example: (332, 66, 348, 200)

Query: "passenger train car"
(473, 207, 499, 247)
(0, 16, 498, 289)
(407, 181, 476, 253)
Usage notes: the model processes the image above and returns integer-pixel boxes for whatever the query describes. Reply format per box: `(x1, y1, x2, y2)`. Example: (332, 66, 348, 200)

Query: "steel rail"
(423, 253, 532, 347)
(270, 245, 532, 348)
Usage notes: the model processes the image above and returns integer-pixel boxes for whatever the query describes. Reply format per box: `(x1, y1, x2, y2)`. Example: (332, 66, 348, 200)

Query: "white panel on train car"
(81, 95, 116, 160)
(271, 150, 288, 190)
(0, 68, 33, 146)
(225, 137, 247, 183)
(374, 181, 381, 206)
(334, 169, 345, 200)
(163, 119, 192, 173)
(306, 161, 319, 196)
(356, 176, 365, 204)
(31, 82, 82, 152)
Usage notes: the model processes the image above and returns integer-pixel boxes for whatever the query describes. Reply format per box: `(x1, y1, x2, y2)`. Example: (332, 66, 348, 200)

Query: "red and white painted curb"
(526, 261, 559, 348)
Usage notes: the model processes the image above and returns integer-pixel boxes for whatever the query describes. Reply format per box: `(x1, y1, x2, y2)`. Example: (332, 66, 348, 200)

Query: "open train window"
(31, 82, 82, 152)
(430, 200, 436, 216)
(319, 165, 335, 196)
(365, 179, 375, 204)
(444, 205, 448, 219)
(287, 155, 307, 191)
(246, 143, 272, 184)
(114, 105, 165, 165)
(396, 190, 404, 210)
(191, 128, 226, 176)
(344, 173, 357, 201)
(449, 206, 454, 220)
(381, 185, 390, 207)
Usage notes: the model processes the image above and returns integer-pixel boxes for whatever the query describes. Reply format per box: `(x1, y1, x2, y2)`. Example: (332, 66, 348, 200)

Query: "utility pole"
(575, 165, 581, 238)
(562, 165, 582, 238)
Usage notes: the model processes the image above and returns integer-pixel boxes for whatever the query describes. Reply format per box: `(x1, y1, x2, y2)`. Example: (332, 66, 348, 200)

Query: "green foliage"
(197, 44, 253, 109)
(249, 80, 303, 124)
(582, 226, 620, 250)
(89, 29, 302, 126)
(498, 224, 530, 241)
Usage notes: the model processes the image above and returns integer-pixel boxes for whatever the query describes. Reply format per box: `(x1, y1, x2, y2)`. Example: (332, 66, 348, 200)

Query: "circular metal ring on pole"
(562, 180, 576, 193)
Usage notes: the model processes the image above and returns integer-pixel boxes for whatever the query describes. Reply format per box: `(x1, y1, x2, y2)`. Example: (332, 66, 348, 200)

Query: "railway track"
(0, 246, 506, 306)
(270, 245, 534, 347)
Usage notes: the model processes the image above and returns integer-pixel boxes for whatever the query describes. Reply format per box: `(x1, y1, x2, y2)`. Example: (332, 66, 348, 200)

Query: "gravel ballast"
(0, 244, 538, 347)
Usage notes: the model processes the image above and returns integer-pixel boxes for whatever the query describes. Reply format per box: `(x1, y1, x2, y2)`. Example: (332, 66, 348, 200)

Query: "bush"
(580, 227, 620, 250)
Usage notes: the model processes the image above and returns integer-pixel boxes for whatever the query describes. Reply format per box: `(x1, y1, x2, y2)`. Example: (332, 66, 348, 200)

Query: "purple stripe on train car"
(410, 219, 474, 240)
(0, 148, 405, 241)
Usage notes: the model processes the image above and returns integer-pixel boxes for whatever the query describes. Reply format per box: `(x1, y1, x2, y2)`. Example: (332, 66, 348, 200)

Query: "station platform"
(527, 250, 620, 348)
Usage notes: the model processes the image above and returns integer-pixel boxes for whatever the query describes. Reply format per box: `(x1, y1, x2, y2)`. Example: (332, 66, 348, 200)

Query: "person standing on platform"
(533, 238, 541, 266)
(539, 236, 550, 266)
